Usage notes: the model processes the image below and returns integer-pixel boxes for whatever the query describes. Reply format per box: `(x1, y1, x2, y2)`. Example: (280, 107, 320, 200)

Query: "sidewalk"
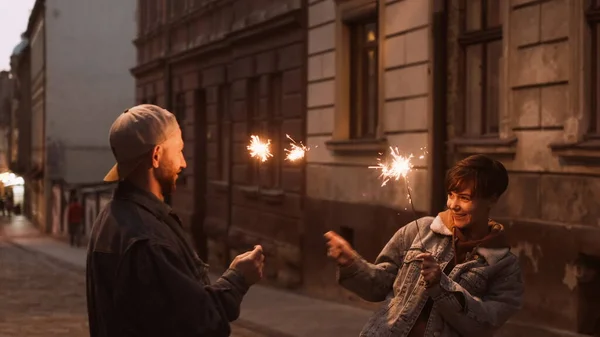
(2, 216, 373, 337)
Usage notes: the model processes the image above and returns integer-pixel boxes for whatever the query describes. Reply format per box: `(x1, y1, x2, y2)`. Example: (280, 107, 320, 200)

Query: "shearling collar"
(430, 215, 510, 265)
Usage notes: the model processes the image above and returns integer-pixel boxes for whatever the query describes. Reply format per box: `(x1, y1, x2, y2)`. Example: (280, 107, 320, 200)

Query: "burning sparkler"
(247, 135, 273, 163)
(369, 147, 414, 187)
(370, 146, 428, 252)
(247, 135, 273, 196)
(284, 134, 310, 162)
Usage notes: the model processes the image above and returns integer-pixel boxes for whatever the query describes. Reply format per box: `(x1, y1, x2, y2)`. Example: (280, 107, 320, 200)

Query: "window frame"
(326, 0, 387, 155)
(268, 73, 283, 189)
(173, 91, 187, 186)
(246, 76, 261, 186)
(217, 83, 230, 182)
(586, 1, 600, 136)
(348, 14, 379, 140)
(458, 0, 503, 138)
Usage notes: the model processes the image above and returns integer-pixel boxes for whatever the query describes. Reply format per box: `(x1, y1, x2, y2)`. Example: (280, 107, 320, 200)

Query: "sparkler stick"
(370, 147, 428, 252)
(284, 134, 310, 162)
(247, 135, 273, 194)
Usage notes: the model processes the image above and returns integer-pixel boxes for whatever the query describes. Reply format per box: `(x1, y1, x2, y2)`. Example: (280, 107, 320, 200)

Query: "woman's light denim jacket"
(338, 216, 524, 337)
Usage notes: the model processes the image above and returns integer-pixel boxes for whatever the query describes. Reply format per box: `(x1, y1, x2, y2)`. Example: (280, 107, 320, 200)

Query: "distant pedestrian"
(67, 194, 84, 247)
(86, 104, 265, 337)
(5, 195, 13, 217)
(0, 196, 6, 216)
(13, 203, 21, 215)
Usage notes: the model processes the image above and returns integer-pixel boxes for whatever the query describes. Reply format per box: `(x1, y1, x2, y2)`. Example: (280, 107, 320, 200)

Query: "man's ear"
(151, 145, 161, 169)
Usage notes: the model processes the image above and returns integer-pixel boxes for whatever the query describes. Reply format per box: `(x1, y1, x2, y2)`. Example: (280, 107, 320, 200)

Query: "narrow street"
(0, 216, 371, 337)
(0, 222, 267, 337)
(0, 239, 88, 336)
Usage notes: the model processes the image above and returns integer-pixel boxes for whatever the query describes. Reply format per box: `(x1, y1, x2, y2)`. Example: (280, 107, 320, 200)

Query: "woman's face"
(446, 183, 496, 229)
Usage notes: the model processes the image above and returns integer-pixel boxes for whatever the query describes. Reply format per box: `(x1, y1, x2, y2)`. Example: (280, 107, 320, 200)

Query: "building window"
(174, 92, 187, 185)
(587, 1, 600, 134)
(247, 77, 261, 186)
(138, 0, 146, 36)
(244, 74, 281, 189)
(326, 0, 387, 155)
(146, 0, 159, 31)
(169, 0, 185, 18)
(269, 73, 282, 188)
(218, 84, 230, 182)
(349, 16, 378, 139)
(459, 0, 502, 137)
(174, 92, 186, 136)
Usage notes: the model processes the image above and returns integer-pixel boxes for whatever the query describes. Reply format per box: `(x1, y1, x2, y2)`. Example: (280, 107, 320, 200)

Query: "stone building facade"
(303, 0, 437, 307)
(134, 0, 600, 335)
(27, 2, 47, 230)
(447, 0, 600, 335)
(305, 0, 600, 336)
(9, 36, 32, 217)
(0, 72, 11, 174)
(132, 0, 307, 287)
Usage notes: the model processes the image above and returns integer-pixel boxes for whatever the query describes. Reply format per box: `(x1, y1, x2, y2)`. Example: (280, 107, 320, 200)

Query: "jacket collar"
(114, 180, 194, 251)
(114, 180, 173, 222)
(430, 215, 510, 266)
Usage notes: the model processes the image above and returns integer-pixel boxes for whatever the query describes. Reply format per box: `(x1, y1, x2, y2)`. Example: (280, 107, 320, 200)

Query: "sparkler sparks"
(369, 147, 415, 187)
(247, 135, 273, 162)
(370, 146, 429, 252)
(284, 134, 310, 162)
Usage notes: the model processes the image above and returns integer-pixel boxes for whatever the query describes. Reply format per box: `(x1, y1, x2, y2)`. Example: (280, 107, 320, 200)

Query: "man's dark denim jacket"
(86, 181, 248, 337)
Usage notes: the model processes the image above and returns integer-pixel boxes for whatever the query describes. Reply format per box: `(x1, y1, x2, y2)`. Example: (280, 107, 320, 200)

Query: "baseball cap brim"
(103, 164, 120, 182)
(103, 157, 145, 182)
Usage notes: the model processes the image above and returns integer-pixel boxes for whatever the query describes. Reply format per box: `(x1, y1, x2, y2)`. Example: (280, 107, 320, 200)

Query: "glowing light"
(247, 135, 273, 163)
(369, 146, 428, 252)
(369, 147, 414, 187)
(0, 172, 24, 186)
(284, 134, 310, 162)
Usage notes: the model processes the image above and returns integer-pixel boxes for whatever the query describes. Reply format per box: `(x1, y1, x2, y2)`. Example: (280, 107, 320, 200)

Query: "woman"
(325, 154, 524, 337)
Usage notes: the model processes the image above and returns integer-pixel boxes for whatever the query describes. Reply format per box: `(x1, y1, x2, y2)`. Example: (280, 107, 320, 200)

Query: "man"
(87, 104, 265, 337)
(67, 193, 83, 247)
(325, 155, 524, 337)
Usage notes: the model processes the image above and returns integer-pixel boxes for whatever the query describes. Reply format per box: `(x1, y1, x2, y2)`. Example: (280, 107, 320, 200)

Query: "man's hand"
(324, 231, 356, 267)
(416, 253, 441, 287)
(230, 245, 265, 286)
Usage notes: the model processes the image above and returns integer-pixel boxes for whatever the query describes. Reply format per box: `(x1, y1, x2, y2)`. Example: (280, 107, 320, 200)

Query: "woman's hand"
(324, 231, 356, 267)
(416, 253, 441, 287)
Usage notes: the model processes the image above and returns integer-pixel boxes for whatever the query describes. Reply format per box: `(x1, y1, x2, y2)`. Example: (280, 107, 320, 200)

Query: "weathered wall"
(195, 0, 306, 289)
(0, 72, 11, 173)
(447, 0, 600, 335)
(28, 9, 46, 230)
(304, 0, 432, 302)
(133, 0, 307, 289)
(50, 184, 62, 234)
(11, 38, 33, 219)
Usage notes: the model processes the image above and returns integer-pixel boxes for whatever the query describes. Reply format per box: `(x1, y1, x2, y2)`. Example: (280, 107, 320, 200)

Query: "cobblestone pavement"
(0, 239, 88, 337)
(0, 237, 266, 337)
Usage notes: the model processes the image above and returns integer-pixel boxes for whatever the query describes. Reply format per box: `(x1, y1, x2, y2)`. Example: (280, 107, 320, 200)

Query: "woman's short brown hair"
(445, 154, 509, 199)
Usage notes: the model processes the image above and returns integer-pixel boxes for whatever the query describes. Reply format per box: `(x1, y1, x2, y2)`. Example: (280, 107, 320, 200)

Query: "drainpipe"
(164, 0, 172, 112)
(164, 8, 173, 206)
(42, 2, 52, 234)
(429, 0, 448, 213)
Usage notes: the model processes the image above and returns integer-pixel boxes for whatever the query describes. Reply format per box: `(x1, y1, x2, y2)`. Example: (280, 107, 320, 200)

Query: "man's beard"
(157, 168, 178, 197)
